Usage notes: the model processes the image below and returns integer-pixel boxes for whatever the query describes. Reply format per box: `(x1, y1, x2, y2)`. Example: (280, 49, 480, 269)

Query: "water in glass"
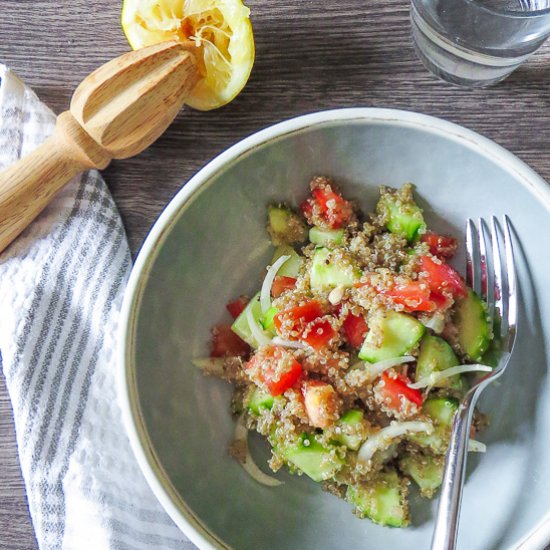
(411, 0, 550, 86)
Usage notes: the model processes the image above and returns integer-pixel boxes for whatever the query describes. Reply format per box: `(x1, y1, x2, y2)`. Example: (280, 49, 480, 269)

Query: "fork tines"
(465, 216, 517, 348)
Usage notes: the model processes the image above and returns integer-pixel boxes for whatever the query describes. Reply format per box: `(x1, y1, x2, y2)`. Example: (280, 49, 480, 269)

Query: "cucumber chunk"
(310, 247, 360, 291)
(399, 451, 444, 497)
(377, 187, 426, 243)
(309, 226, 345, 246)
(409, 397, 459, 453)
(267, 206, 307, 246)
(231, 292, 264, 348)
(333, 409, 366, 450)
(260, 306, 278, 332)
(416, 334, 466, 392)
(481, 338, 501, 368)
(272, 245, 303, 278)
(358, 310, 425, 362)
(347, 469, 409, 527)
(279, 433, 344, 482)
(455, 289, 492, 361)
(423, 396, 459, 426)
(246, 387, 275, 416)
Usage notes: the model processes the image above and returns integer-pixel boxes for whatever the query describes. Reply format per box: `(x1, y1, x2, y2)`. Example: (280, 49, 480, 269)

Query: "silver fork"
(431, 216, 518, 550)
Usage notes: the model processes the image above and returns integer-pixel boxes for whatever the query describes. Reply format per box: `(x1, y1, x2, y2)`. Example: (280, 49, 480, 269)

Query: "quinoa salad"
(194, 177, 493, 527)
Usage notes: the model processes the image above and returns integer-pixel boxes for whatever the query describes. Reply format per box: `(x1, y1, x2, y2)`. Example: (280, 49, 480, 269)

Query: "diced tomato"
(274, 300, 337, 350)
(245, 346, 302, 396)
(342, 312, 368, 348)
(421, 231, 458, 259)
(273, 300, 324, 335)
(226, 296, 249, 319)
(383, 280, 436, 313)
(271, 276, 297, 298)
(210, 325, 250, 358)
(430, 290, 452, 309)
(355, 275, 438, 313)
(266, 361, 302, 396)
(302, 317, 337, 351)
(311, 187, 353, 229)
(419, 255, 467, 298)
(302, 380, 341, 428)
(300, 183, 353, 229)
(378, 371, 424, 410)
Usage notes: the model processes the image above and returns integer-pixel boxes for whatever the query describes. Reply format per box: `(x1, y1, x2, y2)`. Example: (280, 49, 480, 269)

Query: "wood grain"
(1, 0, 550, 548)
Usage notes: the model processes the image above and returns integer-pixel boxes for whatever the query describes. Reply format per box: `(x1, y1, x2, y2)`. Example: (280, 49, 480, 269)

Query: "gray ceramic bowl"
(119, 109, 550, 550)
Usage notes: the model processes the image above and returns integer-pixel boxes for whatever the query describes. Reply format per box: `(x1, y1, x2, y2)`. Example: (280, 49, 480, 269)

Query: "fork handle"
(431, 390, 479, 550)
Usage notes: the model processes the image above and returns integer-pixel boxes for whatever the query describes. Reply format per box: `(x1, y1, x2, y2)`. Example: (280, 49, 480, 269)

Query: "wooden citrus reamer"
(0, 40, 199, 253)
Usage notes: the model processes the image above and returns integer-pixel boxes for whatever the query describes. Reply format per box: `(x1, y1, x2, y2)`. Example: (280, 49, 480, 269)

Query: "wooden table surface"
(1, 1, 550, 548)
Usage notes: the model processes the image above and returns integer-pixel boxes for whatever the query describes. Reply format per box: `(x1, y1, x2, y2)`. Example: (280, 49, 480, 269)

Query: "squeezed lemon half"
(121, 0, 255, 111)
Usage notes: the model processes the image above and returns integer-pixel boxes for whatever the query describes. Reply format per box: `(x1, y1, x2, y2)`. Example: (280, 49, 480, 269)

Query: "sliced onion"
(363, 356, 416, 381)
(192, 357, 225, 376)
(357, 421, 433, 465)
(234, 415, 283, 487)
(272, 336, 307, 349)
(420, 313, 445, 334)
(408, 364, 493, 389)
(328, 285, 345, 305)
(260, 255, 290, 313)
(246, 306, 272, 347)
(468, 439, 487, 453)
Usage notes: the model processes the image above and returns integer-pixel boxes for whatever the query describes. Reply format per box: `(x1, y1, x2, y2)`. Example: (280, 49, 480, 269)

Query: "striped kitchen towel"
(0, 66, 195, 549)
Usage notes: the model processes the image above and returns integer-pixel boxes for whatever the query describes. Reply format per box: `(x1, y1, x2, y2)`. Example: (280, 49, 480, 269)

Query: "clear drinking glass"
(410, 0, 550, 87)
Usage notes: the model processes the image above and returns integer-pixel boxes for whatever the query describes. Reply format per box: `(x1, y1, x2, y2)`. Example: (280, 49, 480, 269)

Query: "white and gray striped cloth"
(0, 66, 195, 549)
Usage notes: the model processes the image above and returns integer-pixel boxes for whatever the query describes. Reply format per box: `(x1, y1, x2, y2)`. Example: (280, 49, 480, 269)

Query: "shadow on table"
(503, 64, 550, 87)
(496, 40, 550, 88)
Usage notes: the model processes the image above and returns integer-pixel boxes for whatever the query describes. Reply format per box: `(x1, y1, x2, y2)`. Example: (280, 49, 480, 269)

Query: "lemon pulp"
(121, 0, 255, 111)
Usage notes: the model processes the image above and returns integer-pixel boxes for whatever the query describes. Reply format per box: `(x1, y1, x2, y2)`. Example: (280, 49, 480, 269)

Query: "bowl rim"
(118, 107, 550, 550)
